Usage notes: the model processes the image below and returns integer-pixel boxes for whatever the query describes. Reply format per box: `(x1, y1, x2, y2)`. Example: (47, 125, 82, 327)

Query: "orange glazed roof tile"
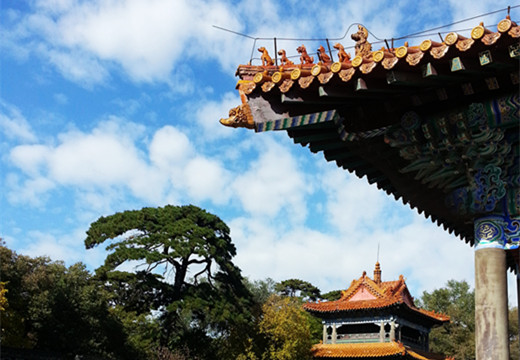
(311, 342, 451, 359)
(232, 16, 520, 96)
(304, 268, 449, 323)
(311, 342, 405, 358)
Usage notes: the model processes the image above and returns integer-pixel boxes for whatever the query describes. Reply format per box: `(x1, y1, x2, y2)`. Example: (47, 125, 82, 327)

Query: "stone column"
(474, 216, 509, 360)
(331, 324, 337, 344)
(389, 320, 395, 341)
(379, 321, 385, 342)
(323, 325, 328, 344)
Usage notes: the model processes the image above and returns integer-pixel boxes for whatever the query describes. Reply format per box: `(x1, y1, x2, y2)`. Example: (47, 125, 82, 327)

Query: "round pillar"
(474, 217, 510, 360)
(390, 320, 395, 341)
(332, 324, 337, 344)
(323, 325, 327, 344)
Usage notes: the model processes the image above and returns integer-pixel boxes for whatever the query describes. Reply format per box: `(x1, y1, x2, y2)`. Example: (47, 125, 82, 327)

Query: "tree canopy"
(275, 279, 321, 301)
(0, 243, 134, 359)
(417, 280, 475, 359)
(85, 204, 254, 359)
(258, 294, 313, 360)
(85, 205, 241, 300)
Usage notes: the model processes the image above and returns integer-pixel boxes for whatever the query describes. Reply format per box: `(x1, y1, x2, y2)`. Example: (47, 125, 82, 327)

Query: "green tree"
(246, 277, 277, 305)
(0, 243, 134, 358)
(0, 281, 7, 311)
(85, 204, 254, 359)
(320, 289, 342, 301)
(258, 294, 313, 360)
(275, 279, 321, 301)
(417, 280, 475, 359)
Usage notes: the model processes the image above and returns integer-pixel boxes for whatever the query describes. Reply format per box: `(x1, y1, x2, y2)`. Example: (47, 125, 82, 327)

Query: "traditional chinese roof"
(220, 13, 520, 269)
(304, 264, 449, 324)
(311, 342, 451, 359)
(231, 18, 519, 104)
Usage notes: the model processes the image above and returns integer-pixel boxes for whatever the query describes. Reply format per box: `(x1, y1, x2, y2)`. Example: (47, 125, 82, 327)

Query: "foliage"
(246, 277, 277, 305)
(85, 204, 255, 359)
(258, 294, 313, 360)
(320, 289, 342, 301)
(275, 279, 321, 301)
(85, 205, 244, 302)
(418, 280, 475, 359)
(419, 279, 520, 359)
(0, 243, 136, 359)
(0, 281, 7, 311)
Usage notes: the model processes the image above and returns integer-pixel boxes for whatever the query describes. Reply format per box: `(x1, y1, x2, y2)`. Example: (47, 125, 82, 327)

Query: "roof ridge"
(341, 271, 386, 301)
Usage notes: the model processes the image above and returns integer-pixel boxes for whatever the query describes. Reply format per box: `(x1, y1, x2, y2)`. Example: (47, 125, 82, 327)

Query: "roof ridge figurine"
(333, 42, 351, 63)
(277, 49, 294, 65)
(351, 24, 372, 58)
(297, 44, 314, 65)
(258, 46, 274, 67)
(317, 45, 332, 63)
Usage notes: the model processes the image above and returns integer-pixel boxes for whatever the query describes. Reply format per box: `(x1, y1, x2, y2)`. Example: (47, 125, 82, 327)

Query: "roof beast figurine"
(258, 46, 274, 66)
(351, 24, 372, 57)
(297, 44, 314, 65)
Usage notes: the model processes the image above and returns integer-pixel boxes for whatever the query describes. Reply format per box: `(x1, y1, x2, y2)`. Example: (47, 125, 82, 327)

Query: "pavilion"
(220, 10, 519, 359)
(303, 263, 450, 359)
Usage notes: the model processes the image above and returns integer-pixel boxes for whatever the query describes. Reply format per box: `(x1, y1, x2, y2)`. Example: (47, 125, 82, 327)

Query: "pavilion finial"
(374, 261, 382, 285)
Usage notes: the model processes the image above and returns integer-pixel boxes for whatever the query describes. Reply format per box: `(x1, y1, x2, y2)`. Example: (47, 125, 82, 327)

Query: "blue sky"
(1, 0, 518, 305)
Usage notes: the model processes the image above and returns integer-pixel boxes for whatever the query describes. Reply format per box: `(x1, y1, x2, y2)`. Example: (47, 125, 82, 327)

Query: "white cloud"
(5, 173, 55, 207)
(320, 165, 389, 234)
(6, 112, 248, 209)
(18, 0, 246, 84)
(230, 203, 476, 301)
(48, 125, 146, 186)
(184, 157, 232, 205)
(8, 117, 157, 207)
(194, 92, 243, 139)
(232, 137, 310, 222)
(0, 102, 37, 143)
(45, 46, 109, 86)
(149, 125, 193, 170)
(9, 144, 50, 175)
(2, 0, 517, 87)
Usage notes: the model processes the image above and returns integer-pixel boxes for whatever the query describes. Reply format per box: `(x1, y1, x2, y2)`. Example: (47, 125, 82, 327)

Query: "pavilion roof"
(303, 264, 449, 324)
(311, 342, 452, 359)
(220, 13, 520, 270)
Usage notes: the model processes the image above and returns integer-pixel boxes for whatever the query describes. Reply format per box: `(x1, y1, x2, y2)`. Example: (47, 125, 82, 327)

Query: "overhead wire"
(213, 5, 519, 64)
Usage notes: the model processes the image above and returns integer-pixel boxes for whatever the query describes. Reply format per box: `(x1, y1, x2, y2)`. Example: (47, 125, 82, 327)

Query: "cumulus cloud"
(18, 226, 108, 267)
(2, 0, 249, 85)
(320, 166, 389, 234)
(2, 0, 516, 88)
(8, 117, 156, 206)
(194, 92, 243, 140)
(7, 113, 275, 212)
(184, 157, 232, 205)
(230, 202, 475, 298)
(149, 125, 193, 171)
(232, 137, 310, 223)
(0, 102, 37, 143)
(5, 173, 55, 207)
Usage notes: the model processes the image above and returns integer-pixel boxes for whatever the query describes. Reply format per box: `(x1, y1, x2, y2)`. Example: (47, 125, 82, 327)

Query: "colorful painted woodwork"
(219, 17, 520, 270)
(221, 13, 519, 359)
